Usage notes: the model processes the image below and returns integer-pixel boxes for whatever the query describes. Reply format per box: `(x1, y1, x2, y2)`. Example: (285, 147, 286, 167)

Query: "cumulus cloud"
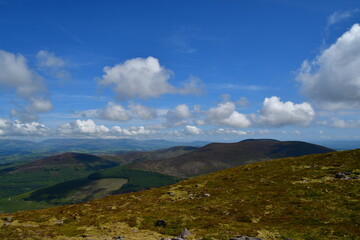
(0, 118, 49, 136)
(166, 104, 192, 126)
(101, 102, 131, 121)
(0, 50, 45, 97)
(76, 102, 131, 122)
(0, 49, 52, 120)
(36, 50, 70, 80)
(184, 125, 202, 135)
(258, 96, 315, 127)
(205, 102, 251, 128)
(296, 24, 360, 110)
(58, 119, 109, 135)
(98, 56, 202, 100)
(129, 103, 157, 120)
(112, 125, 154, 136)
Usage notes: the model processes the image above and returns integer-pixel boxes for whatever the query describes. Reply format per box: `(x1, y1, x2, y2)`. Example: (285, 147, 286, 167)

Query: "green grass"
(0, 165, 181, 213)
(89, 165, 183, 193)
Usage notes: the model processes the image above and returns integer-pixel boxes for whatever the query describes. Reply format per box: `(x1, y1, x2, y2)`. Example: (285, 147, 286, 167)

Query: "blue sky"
(0, 0, 360, 141)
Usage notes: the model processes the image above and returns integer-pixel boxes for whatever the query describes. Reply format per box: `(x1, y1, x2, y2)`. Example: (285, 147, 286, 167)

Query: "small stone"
(231, 236, 264, 240)
(179, 228, 191, 239)
(335, 173, 346, 178)
(203, 193, 211, 197)
(168, 192, 175, 196)
(113, 236, 125, 240)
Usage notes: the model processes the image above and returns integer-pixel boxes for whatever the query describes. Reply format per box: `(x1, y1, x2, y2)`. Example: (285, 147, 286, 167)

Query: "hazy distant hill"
(128, 139, 334, 177)
(1, 149, 358, 240)
(0, 139, 208, 164)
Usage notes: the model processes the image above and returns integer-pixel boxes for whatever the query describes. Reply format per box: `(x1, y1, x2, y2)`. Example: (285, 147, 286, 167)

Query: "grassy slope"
(0, 150, 359, 240)
(128, 139, 334, 177)
(0, 148, 192, 212)
(0, 167, 181, 213)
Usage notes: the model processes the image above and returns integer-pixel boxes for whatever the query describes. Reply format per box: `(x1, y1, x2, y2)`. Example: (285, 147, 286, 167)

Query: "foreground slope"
(128, 139, 334, 177)
(1, 149, 359, 240)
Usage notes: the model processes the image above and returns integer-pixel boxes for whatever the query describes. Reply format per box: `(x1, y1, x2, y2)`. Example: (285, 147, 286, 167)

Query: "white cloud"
(166, 104, 192, 126)
(326, 118, 360, 128)
(0, 118, 49, 136)
(327, 10, 358, 26)
(26, 97, 53, 113)
(58, 119, 109, 135)
(297, 24, 360, 110)
(184, 125, 202, 135)
(129, 103, 157, 120)
(76, 102, 131, 122)
(0, 49, 52, 120)
(212, 128, 248, 136)
(205, 102, 251, 128)
(98, 56, 202, 100)
(101, 102, 131, 121)
(112, 125, 154, 136)
(258, 96, 315, 127)
(37, 50, 65, 68)
(36, 50, 70, 80)
(0, 50, 45, 98)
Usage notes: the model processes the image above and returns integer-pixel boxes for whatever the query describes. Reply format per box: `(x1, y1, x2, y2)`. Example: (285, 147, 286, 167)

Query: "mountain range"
(128, 139, 334, 177)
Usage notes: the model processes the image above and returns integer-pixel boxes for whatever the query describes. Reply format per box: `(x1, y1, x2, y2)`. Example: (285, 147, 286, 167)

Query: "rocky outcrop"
(335, 171, 359, 180)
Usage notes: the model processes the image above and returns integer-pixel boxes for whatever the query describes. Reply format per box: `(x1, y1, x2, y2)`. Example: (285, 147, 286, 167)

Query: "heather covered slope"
(1, 149, 359, 240)
(128, 139, 334, 177)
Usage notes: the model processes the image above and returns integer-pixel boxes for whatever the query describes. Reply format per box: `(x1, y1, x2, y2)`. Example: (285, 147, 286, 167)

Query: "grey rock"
(230, 236, 263, 240)
(179, 228, 191, 239)
(113, 236, 125, 239)
(335, 172, 346, 178)
(203, 193, 211, 197)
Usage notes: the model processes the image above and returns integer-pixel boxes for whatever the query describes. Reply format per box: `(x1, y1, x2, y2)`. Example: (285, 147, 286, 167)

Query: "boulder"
(179, 228, 191, 239)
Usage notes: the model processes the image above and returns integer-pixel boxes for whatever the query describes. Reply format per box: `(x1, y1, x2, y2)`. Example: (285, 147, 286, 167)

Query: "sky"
(0, 0, 360, 142)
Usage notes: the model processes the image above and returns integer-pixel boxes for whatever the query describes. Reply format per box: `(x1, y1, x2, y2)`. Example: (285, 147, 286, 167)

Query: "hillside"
(0, 153, 117, 200)
(0, 146, 197, 212)
(99, 146, 198, 165)
(0, 149, 359, 240)
(128, 139, 334, 177)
